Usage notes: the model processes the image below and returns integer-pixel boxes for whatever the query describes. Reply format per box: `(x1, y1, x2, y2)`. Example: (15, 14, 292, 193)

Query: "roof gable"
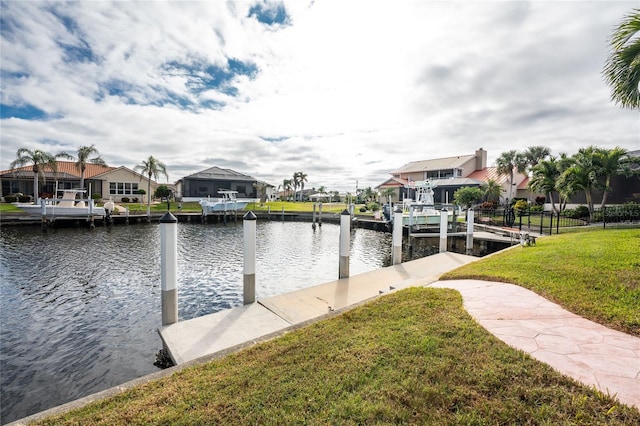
(392, 154, 476, 174)
(184, 166, 256, 181)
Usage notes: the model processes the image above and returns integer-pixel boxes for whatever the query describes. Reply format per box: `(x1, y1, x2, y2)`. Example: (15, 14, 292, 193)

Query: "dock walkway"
(159, 252, 476, 364)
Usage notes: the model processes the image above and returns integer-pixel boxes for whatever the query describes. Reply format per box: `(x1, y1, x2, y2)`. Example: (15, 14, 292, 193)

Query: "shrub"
(121, 197, 130, 203)
(18, 196, 32, 202)
(530, 204, 544, 212)
(367, 202, 380, 211)
(514, 200, 529, 211)
(132, 198, 139, 203)
(4, 196, 17, 203)
(359, 206, 368, 212)
(563, 205, 590, 219)
(91, 193, 101, 201)
(480, 201, 497, 210)
(535, 195, 546, 205)
(136, 189, 146, 195)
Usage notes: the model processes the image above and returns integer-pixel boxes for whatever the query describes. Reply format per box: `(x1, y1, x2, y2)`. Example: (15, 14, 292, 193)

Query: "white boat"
(402, 180, 453, 226)
(14, 189, 108, 218)
(199, 190, 253, 215)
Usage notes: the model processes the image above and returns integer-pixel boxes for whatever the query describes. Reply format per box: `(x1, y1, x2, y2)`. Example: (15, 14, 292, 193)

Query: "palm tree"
(73, 145, 107, 194)
(522, 146, 551, 170)
(296, 171, 308, 201)
(282, 179, 292, 200)
(593, 146, 633, 208)
(134, 156, 168, 219)
(528, 157, 563, 214)
(495, 150, 527, 203)
(481, 179, 502, 203)
(10, 148, 72, 201)
(381, 187, 395, 204)
(603, 9, 640, 109)
(558, 147, 600, 214)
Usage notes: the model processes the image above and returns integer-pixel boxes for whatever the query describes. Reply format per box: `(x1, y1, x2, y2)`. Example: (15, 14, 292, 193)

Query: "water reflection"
(0, 221, 395, 423)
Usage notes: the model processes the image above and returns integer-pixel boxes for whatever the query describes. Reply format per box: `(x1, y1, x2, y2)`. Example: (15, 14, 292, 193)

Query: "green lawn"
(442, 228, 640, 336)
(34, 288, 639, 425)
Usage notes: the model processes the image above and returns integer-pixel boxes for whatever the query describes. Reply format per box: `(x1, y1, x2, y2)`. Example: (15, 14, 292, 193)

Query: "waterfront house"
(175, 166, 260, 201)
(0, 161, 160, 204)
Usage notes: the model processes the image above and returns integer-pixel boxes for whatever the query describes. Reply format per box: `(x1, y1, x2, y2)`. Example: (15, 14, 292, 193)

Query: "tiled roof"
(517, 177, 530, 189)
(376, 177, 408, 189)
(0, 161, 115, 178)
(467, 167, 510, 184)
(392, 154, 476, 174)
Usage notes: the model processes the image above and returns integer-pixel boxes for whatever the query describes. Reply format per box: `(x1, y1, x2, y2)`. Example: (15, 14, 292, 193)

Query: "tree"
(593, 146, 635, 208)
(558, 147, 599, 214)
(603, 9, 640, 109)
(282, 179, 292, 200)
(453, 186, 484, 209)
(496, 150, 527, 203)
(10, 148, 72, 201)
(528, 157, 563, 214)
(134, 156, 168, 219)
(522, 146, 551, 170)
(293, 171, 308, 201)
(73, 145, 107, 193)
(481, 179, 502, 202)
(155, 184, 172, 210)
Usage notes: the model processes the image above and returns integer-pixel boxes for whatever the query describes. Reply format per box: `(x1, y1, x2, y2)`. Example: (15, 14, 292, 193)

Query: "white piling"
(243, 211, 257, 304)
(312, 203, 317, 226)
(318, 202, 323, 227)
(392, 207, 403, 265)
(160, 212, 178, 325)
(439, 208, 448, 253)
(466, 208, 474, 255)
(339, 209, 350, 279)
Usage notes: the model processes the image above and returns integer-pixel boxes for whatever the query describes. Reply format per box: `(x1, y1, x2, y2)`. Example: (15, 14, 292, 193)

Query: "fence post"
(243, 211, 257, 304)
(549, 210, 554, 235)
(439, 208, 448, 253)
(339, 209, 350, 279)
(160, 212, 178, 326)
(540, 211, 544, 235)
(466, 208, 474, 255)
(603, 206, 607, 229)
(556, 211, 560, 234)
(392, 207, 403, 265)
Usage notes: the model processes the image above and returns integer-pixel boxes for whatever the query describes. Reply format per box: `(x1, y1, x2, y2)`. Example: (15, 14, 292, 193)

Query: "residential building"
(0, 161, 160, 203)
(175, 166, 259, 201)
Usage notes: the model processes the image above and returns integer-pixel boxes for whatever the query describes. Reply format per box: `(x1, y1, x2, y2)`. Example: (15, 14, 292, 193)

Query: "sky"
(1, 0, 638, 193)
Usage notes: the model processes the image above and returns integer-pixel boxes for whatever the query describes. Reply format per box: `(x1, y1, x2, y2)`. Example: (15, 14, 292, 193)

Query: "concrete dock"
(159, 251, 477, 365)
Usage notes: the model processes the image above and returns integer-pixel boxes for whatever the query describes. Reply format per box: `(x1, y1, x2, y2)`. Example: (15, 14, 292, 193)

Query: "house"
(175, 166, 259, 201)
(0, 161, 160, 203)
(377, 148, 533, 205)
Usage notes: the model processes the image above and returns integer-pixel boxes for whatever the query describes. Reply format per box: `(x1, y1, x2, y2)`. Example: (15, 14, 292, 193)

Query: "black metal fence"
(474, 204, 640, 235)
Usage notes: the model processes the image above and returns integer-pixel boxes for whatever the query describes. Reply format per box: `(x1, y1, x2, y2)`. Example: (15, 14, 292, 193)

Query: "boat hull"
(15, 203, 107, 218)
(199, 200, 251, 214)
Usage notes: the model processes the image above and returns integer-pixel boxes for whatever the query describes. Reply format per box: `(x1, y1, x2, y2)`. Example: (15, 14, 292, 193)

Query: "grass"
(34, 288, 639, 425)
(442, 228, 640, 336)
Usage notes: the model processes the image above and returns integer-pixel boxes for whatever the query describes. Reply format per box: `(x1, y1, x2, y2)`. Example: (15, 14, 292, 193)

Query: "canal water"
(1, 220, 452, 423)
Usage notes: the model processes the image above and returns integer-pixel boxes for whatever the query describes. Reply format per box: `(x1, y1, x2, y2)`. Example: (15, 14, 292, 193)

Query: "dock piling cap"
(159, 212, 178, 223)
(243, 211, 257, 220)
(341, 209, 350, 215)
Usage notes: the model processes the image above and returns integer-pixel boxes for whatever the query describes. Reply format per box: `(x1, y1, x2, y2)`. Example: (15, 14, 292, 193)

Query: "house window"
(109, 182, 139, 195)
(236, 185, 246, 195)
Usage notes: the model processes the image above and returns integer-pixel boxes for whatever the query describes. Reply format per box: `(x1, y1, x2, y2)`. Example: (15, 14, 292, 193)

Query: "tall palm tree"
(528, 157, 563, 213)
(73, 145, 107, 193)
(593, 146, 633, 208)
(481, 179, 502, 203)
(134, 156, 168, 218)
(282, 179, 292, 200)
(296, 171, 308, 201)
(558, 147, 600, 214)
(603, 9, 640, 109)
(495, 150, 527, 203)
(522, 146, 551, 170)
(10, 148, 72, 201)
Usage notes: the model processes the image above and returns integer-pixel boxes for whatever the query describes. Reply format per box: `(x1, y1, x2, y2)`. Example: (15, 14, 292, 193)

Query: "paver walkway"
(430, 279, 640, 410)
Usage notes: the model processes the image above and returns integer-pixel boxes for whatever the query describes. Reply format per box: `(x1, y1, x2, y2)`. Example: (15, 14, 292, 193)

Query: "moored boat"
(14, 189, 108, 218)
(199, 190, 253, 215)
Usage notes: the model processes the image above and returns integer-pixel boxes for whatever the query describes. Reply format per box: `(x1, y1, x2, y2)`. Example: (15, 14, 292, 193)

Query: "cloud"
(1, 1, 638, 192)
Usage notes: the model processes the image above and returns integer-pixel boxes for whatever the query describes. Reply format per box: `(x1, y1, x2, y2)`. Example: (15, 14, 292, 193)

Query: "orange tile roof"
(467, 167, 509, 184)
(1, 161, 115, 178)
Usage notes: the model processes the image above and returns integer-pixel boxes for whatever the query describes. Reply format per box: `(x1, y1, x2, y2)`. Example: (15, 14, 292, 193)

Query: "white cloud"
(1, 1, 638, 192)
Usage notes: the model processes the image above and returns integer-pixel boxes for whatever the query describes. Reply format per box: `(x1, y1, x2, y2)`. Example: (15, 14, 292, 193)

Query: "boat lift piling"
(439, 208, 448, 253)
(312, 203, 317, 230)
(339, 209, 351, 279)
(160, 212, 178, 326)
(243, 211, 257, 304)
(466, 209, 474, 255)
(392, 207, 403, 265)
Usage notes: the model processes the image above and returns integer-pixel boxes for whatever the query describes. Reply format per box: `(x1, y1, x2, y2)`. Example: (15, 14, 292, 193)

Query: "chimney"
(475, 148, 487, 171)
